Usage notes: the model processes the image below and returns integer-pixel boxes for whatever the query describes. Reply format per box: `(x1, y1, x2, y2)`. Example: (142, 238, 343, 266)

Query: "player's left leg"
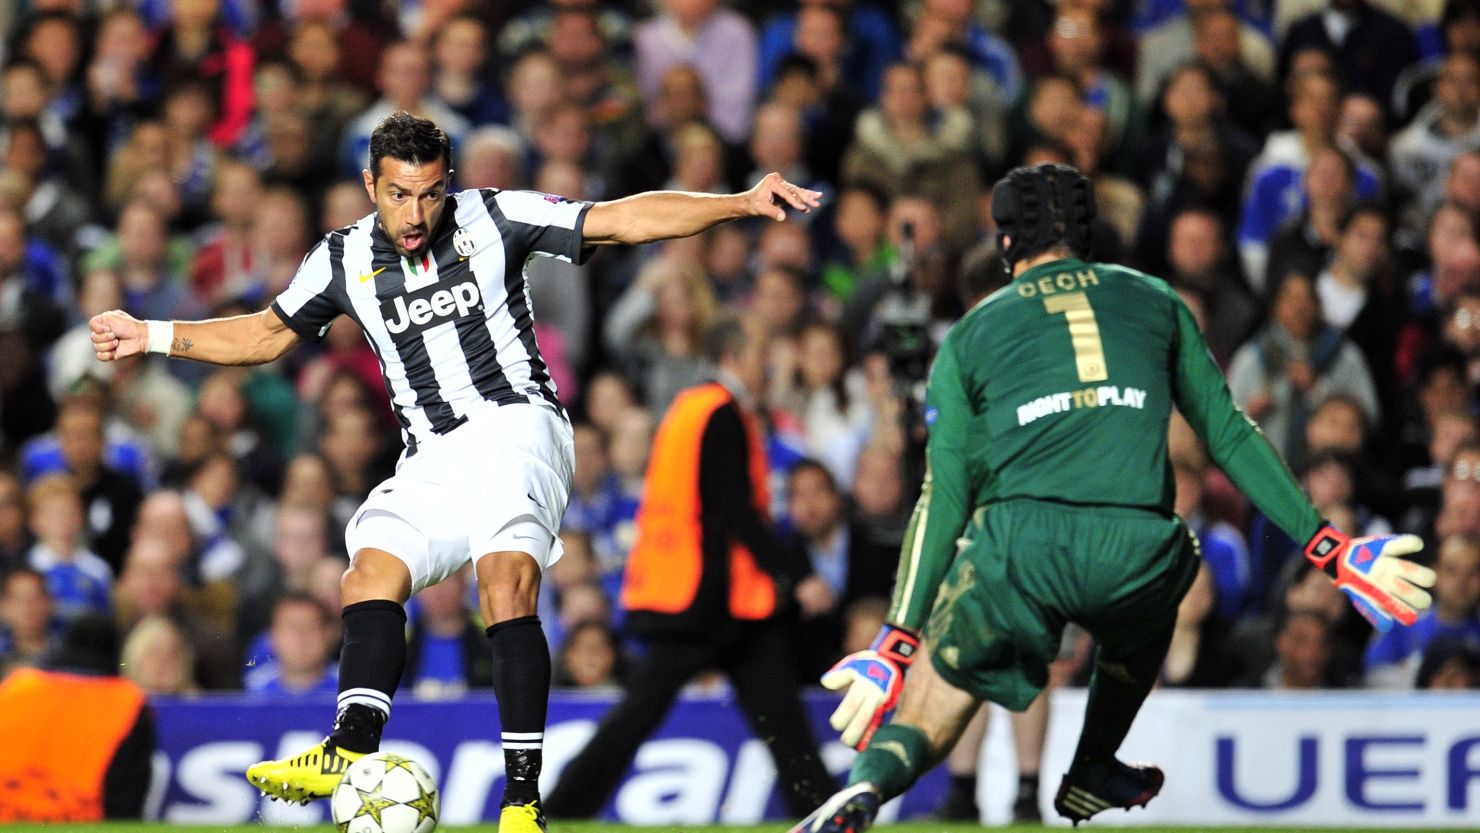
(247, 546, 416, 803)
(475, 543, 550, 833)
(791, 641, 982, 833)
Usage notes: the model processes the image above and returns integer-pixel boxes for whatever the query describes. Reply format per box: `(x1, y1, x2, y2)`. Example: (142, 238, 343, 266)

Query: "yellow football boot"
(245, 737, 364, 804)
(499, 798, 549, 833)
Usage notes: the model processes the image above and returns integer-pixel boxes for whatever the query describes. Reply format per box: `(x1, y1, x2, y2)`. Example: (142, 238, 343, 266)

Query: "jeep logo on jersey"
(382, 280, 484, 335)
(453, 227, 476, 257)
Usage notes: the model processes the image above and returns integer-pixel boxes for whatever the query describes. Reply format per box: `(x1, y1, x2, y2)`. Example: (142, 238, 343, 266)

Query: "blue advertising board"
(147, 689, 948, 825)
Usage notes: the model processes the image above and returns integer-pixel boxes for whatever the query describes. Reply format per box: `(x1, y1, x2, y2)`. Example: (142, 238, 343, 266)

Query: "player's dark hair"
(991, 163, 1096, 267)
(369, 111, 453, 179)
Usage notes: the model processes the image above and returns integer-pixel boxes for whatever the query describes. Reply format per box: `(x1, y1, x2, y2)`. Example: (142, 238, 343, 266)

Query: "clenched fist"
(90, 310, 149, 361)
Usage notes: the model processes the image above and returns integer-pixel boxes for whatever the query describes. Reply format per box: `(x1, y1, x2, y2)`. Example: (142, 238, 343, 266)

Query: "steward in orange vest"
(620, 376, 811, 634)
(548, 316, 836, 819)
(0, 615, 154, 822)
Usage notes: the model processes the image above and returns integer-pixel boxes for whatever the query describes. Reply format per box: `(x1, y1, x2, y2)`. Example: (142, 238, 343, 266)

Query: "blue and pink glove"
(1303, 524, 1436, 633)
(820, 624, 920, 749)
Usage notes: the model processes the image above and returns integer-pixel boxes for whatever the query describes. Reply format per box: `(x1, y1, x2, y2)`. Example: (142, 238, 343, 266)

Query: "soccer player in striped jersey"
(90, 111, 820, 832)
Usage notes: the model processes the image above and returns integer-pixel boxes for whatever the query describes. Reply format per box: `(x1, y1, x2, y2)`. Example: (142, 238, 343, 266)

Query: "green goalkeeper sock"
(848, 724, 935, 800)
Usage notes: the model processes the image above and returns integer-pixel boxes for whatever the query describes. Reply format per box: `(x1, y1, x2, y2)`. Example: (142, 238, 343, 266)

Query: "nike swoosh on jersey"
(358, 266, 388, 283)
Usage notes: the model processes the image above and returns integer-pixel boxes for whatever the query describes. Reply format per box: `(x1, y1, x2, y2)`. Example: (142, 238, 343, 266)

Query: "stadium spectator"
(757, 0, 902, 103)
(1140, 62, 1258, 220)
(1252, 608, 1344, 689)
(1228, 272, 1381, 461)
(0, 204, 70, 309)
(1238, 72, 1379, 291)
(245, 591, 336, 695)
(120, 614, 200, 695)
(634, 0, 758, 143)
(775, 323, 875, 485)
(189, 159, 262, 307)
(785, 458, 896, 678)
(405, 566, 491, 697)
(1162, 207, 1259, 364)
(604, 254, 718, 411)
(553, 619, 624, 688)
(290, 24, 366, 167)
(114, 534, 239, 690)
(237, 504, 330, 641)
(1416, 633, 1480, 688)
(1136, 0, 1276, 105)
(1392, 53, 1480, 215)
(0, 567, 57, 676)
(1365, 534, 1480, 686)
(429, 14, 507, 130)
(0, 204, 67, 352)
(148, 0, 254, 148)
(339, 40, 470, 178)
(26, 474, 111, 623)
(33, 399, 144, 573)
(851, 446, 908, 551)
(842, 64, 979, 249)
(1264, 146, 1361, 296)
(0, 472, 33, 570)
(1279, 0, 1420, 111)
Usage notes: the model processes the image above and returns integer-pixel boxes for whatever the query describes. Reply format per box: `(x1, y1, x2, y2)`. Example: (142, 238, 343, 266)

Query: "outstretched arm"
(582, 172, 822, 246)
(90, 307, 301, 366)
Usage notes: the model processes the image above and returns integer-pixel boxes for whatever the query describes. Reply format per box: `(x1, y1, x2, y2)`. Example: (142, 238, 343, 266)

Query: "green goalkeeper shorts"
(923, 498, 1200, 711)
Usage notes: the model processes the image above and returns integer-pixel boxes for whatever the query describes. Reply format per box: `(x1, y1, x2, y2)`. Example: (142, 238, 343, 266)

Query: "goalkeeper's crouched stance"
(790, 164, 1437, 833)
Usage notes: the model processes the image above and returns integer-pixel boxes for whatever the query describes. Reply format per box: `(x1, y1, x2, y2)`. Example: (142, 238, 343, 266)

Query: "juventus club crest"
(454, 227, 477, 257)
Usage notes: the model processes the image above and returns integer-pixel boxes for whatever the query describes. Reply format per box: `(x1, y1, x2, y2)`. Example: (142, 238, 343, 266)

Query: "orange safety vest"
(622, 382, 776, 620)
(0, 668, 147, 822)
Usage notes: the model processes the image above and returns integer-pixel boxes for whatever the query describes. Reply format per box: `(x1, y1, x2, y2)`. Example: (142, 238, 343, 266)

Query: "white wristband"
(145, 320, 174, 355)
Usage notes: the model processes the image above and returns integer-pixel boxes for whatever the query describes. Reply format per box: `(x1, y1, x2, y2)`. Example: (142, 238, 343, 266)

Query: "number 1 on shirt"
(1043, 292, 1109, 382)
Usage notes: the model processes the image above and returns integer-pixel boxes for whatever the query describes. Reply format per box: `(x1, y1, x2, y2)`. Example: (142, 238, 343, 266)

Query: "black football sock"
(488, 615, 550, 805)
(1068, 633, 1168, 784)
(331, 599, 407, 753)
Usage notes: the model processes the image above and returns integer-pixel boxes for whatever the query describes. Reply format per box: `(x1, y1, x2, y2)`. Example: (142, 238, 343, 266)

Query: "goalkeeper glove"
(1303, 524, 1436, 633)
(820, 623, 919, 749)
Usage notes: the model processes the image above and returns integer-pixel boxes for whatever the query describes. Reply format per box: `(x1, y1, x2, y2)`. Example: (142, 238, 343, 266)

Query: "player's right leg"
(790, 642, 981, 833)
(246, 546, 414, 803)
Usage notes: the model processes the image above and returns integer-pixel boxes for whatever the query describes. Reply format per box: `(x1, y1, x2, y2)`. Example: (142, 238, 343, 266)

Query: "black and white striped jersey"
(271, 188, 591, 456)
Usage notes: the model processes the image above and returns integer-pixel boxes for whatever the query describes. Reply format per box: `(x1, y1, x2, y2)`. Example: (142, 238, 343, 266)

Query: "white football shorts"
(344, 401, 574, 593)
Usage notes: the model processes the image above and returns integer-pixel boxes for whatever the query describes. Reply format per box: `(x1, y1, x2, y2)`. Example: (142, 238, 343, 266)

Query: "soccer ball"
(331, 752, 439, 833)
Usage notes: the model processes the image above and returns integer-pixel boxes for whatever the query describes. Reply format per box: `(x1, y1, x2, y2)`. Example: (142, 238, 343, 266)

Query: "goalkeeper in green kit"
(790, 164, 1438, 832)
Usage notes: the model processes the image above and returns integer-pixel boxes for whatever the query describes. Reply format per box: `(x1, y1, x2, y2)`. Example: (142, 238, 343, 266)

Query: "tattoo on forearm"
(171, 337, 193, 354)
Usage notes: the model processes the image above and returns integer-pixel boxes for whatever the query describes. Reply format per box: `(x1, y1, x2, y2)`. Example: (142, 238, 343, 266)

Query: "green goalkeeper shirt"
(889, 257, 1324, 630)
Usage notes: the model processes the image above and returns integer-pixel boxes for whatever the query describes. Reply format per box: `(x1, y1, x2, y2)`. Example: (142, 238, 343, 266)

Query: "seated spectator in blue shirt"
(757, 0, 902, 102)
(1238, 72, 1381, 293)
(1366, 533, 1480, 687)
(0, 567, 60, 675)
(26, 475, 111, 623)
(405, 566, 490, 698)
(245, 592, 337, 695)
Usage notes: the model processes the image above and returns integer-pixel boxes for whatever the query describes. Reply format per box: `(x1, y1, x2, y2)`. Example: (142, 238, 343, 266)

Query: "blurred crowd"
(0, 0, 1478, 700)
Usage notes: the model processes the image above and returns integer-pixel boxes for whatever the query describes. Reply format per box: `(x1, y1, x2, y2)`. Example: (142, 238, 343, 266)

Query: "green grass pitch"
(0, 825, 1454, 833)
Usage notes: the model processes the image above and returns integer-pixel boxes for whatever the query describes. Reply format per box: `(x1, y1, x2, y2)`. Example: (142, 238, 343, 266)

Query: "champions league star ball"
(331, 752, 440, 833)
